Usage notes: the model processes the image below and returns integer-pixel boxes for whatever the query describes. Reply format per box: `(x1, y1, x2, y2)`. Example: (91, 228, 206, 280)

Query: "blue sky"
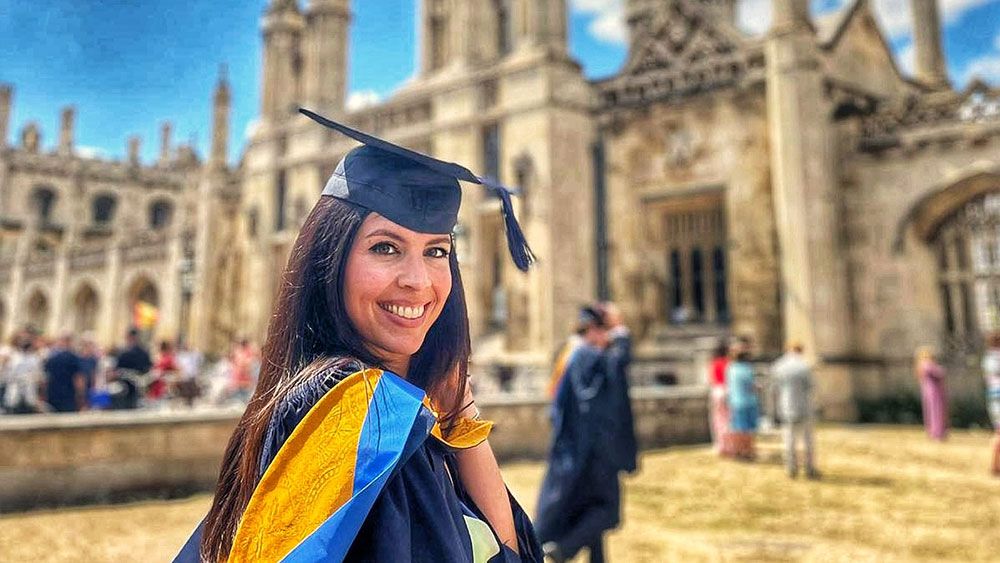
(0, 0, 997, 165)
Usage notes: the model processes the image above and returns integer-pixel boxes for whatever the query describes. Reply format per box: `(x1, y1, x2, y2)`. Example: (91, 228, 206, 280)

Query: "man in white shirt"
(771, 340, 818, 479)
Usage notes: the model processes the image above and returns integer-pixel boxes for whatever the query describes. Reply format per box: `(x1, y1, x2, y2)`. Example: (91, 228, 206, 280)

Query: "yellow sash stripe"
(228, 369, 383, 562)
(422, 397, 494, 450)
(547, 342, 574, 398)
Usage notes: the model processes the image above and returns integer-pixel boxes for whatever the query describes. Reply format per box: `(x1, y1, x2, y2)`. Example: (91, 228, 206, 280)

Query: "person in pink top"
(708, 338, 734, 457)
(229, 338, 259, 403)
(916, 346, 948, 441)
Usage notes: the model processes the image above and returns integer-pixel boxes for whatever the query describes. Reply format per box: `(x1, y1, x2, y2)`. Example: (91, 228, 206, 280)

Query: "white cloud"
(738, 0, 773, 35)
(77, 146, 108, 160)
(733, 0, 991, 41)
(570, 0, 627, 45)
(960, 52, 1000, 85)
(896, 40, 916, 76)
(873, 0, 994, 40)
(243, 119, 261, 140)
(345, 90, 382, 111)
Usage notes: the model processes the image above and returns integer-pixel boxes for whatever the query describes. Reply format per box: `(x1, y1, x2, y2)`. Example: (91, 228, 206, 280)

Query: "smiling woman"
(176, 109, 541, 563)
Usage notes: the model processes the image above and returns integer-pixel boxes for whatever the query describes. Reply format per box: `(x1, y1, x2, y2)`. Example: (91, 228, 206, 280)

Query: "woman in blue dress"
(178, 110, 541, 562)
(726, 337, 759, 461)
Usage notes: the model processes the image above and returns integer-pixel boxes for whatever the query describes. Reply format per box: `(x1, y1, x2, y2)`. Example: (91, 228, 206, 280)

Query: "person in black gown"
(535, 303, 638, 563)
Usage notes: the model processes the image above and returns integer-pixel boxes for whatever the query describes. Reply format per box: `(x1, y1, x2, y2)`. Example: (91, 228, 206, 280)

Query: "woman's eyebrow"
(426, 236, 452, 247)
(365, 229, 406, 242)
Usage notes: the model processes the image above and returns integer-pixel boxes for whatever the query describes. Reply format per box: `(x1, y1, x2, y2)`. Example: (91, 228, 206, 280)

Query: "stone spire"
(303, 0, 350, 112)
(159, 122, 172, 165)
(910, 0, 949, 89)
(0, 84, 11, 149)
(127, 135, 141, 166)
(261, 0, 305, 121)
(58, 106, 75, 156)
(21, 122, 41, 153)
(532, 0, 569, 54)
(211, 64, 231, 168)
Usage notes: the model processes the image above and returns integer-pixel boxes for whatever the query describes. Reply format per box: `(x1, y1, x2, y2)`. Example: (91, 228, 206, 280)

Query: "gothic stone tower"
(240, 0, 595, 382)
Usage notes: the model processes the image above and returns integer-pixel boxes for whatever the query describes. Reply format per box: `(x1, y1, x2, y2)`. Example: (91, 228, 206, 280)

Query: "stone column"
(541, 0, 568, 53)
(303, 0, 350, 111)
(58, 107, 75, 156)
(127, 136, 141, 166)
(211, 67, 231, 169)
(1, 84, 13, 149)
(766, 0, 855, 419)
(449, 0, 472, 68)
(911, 0, 948, 89)
(5, 227, 31, 338)
(158, 227, 184, 342)
(159, 122, 172, 166)
(99, 240, 123, 347)
(261, 2, 305, 121)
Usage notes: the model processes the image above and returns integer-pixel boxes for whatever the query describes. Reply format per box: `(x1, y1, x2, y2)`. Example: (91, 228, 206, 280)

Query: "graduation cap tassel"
(483, 179, 536, 272)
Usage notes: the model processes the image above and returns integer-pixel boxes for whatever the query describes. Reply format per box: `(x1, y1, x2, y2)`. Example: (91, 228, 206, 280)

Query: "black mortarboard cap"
(299, 108, 535, 272)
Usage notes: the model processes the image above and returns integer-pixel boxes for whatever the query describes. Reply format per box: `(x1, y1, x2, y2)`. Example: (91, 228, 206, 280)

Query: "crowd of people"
(707, 332, 1000, 478)
(0, 327, 261, 415)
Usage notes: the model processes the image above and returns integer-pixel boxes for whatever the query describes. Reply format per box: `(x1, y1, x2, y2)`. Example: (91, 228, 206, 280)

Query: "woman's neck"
(383, 356, 410, 377)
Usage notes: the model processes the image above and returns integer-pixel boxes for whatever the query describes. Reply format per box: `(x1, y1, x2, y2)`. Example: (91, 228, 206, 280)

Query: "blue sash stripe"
(282, 372, 429, 562)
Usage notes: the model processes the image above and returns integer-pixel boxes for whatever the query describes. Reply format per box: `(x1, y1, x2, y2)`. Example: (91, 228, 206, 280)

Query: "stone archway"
(899, 173, 1000, 351)
(71, 283, 101, 334)
(25, 289, 49, 335)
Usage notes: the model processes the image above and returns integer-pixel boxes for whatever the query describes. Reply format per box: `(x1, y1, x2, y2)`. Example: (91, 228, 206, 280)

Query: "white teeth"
(382, 303, 424, 320)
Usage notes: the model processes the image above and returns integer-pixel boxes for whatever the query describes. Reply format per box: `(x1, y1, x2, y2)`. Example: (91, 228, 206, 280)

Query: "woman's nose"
(396, 254, 432, 291)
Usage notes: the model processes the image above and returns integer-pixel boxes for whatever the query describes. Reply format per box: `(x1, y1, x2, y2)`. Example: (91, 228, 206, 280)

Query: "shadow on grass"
(818, 474, 893, 488)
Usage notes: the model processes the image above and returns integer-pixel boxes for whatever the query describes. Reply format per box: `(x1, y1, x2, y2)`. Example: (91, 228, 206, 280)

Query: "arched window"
(149, 199, 174, 230)
(31, 186, 57, 224)
(936, 192, 1000, 346)
(92, 194, 117, 225)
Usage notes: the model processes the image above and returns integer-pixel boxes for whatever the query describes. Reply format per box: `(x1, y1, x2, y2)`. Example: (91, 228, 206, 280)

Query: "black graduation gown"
(604, 333, 638, 473)
(533, 343, 634, 559)
(176, 359, 542, 562)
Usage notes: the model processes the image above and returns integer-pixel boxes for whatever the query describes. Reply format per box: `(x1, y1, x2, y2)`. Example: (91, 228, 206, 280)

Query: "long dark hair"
(200, 196, 471, 561)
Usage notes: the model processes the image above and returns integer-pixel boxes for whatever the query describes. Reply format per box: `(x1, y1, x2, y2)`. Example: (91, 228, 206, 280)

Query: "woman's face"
(344, 213, 453, 372)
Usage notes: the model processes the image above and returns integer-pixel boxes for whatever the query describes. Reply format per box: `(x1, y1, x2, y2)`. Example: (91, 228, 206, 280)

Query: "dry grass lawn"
(1, 425, 997, 562)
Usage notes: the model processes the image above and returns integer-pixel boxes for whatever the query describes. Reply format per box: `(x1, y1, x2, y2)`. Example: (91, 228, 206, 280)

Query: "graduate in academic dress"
(535, 306, 635, 563)
(176, 110, 542, 563)
(599, 302, 638, 475)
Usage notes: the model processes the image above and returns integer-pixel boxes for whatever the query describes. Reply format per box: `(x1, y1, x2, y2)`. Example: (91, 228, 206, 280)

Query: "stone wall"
(0, 387, 709, 512)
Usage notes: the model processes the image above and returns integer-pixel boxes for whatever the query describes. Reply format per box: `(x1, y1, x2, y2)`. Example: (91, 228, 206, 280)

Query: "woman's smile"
(378, 301, 430, 323)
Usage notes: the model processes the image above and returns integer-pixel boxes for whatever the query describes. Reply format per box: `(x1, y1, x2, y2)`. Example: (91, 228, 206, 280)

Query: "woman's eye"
(426, 247, 450, 259)
(370, 242, 398, 255)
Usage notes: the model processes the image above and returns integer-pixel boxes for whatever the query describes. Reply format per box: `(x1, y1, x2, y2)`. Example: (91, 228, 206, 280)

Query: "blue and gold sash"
(176, 368, 494, 562)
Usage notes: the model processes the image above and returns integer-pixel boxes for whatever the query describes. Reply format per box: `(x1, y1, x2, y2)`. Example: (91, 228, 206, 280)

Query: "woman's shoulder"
(257, 355, 369, 475)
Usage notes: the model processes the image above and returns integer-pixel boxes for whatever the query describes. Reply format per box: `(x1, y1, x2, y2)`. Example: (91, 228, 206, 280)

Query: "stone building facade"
(0, 71, 242, 354)
(2, 0, 998, 417)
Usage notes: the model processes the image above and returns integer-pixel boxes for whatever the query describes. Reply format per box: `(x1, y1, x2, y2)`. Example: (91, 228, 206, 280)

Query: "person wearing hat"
(178, 110, 540, 562)
(535, 305, 629, 563)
